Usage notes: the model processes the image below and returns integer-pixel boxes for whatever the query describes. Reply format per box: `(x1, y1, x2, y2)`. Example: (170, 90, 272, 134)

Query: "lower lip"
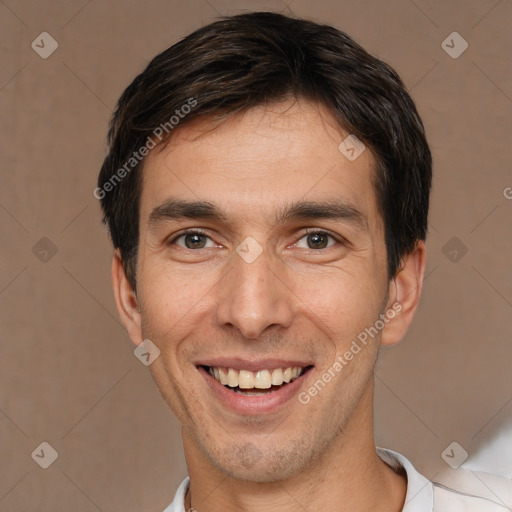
(198, 366, 312, 415)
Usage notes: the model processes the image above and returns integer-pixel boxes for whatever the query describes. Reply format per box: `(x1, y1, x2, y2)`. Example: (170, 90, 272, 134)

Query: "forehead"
(139, 98, 382, 235)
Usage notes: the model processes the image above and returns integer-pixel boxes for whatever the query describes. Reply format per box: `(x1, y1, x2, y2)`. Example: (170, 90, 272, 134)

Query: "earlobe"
(380, 240, 427, 347)
(111, 250, 143, 346)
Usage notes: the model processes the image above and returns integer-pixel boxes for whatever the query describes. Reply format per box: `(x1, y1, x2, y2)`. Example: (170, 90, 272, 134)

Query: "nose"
(214, 244, 293, 340)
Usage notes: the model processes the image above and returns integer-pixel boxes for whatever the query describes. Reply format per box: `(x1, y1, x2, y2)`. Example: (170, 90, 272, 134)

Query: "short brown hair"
(98, 11, 432, 291)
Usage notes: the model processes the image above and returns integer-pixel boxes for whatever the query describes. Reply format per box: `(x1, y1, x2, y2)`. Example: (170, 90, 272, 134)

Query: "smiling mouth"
(201, 365, 313, 395)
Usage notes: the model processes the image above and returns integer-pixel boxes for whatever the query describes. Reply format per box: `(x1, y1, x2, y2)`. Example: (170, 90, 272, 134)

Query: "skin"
(112, 97, 426, 512)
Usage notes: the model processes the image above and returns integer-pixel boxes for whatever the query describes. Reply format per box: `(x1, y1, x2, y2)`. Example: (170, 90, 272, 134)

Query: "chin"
(205, 440, 315, 483)
(216, 459, 299, 483)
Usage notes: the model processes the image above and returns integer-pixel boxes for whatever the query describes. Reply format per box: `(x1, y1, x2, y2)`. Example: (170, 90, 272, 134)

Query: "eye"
(294, 230, 340, 250)
(168, 228, 344, 252)
(170, 229, 218, 249)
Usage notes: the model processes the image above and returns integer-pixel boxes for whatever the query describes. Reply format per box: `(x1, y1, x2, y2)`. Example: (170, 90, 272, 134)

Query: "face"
(119, 98, 403, 482)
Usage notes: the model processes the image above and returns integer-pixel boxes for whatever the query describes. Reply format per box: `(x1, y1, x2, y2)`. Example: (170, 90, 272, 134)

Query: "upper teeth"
(208, 366, 304, 389)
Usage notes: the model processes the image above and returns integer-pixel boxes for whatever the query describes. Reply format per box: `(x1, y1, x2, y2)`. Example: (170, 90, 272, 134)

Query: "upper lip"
(195, 357, 314, 372)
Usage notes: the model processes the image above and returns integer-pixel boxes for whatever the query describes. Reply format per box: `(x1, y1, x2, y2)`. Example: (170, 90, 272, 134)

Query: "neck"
(184, 381, 407, 512)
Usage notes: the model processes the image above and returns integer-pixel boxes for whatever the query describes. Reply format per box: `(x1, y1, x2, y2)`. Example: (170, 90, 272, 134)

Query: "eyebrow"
(147, 198, 368, 231)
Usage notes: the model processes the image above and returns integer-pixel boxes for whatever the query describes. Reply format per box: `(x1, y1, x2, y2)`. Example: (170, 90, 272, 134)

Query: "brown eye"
(171, 230, 216, 249)
(306, 233, 330, 249)
(295, 231, 338, 250)
(183, 233, 207, 249)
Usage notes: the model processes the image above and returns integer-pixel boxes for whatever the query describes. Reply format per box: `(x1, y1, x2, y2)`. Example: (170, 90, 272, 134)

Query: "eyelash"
(169, 228, 344, 250)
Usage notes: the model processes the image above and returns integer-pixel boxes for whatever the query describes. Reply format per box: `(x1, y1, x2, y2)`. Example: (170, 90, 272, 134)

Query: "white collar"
(163, 447, 434, 511)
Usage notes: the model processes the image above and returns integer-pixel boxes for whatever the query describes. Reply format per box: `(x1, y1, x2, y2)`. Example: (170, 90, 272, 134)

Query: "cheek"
(290, 266, 383, 341)
(137, 261, 217, 338)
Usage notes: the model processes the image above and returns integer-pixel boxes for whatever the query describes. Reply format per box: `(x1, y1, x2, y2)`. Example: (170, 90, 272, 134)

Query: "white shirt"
(163, 447, 510, 511)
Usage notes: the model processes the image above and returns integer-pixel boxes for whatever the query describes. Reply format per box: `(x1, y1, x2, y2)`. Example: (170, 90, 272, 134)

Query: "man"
(97, 11, 508, 512)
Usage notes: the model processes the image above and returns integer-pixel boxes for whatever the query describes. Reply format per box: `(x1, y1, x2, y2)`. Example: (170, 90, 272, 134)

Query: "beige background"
(1, 0, 511, 510)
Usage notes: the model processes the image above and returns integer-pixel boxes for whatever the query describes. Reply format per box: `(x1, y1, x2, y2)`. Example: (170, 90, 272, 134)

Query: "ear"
(111, 249, 142, 347)
(380, 240, 427, 347)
